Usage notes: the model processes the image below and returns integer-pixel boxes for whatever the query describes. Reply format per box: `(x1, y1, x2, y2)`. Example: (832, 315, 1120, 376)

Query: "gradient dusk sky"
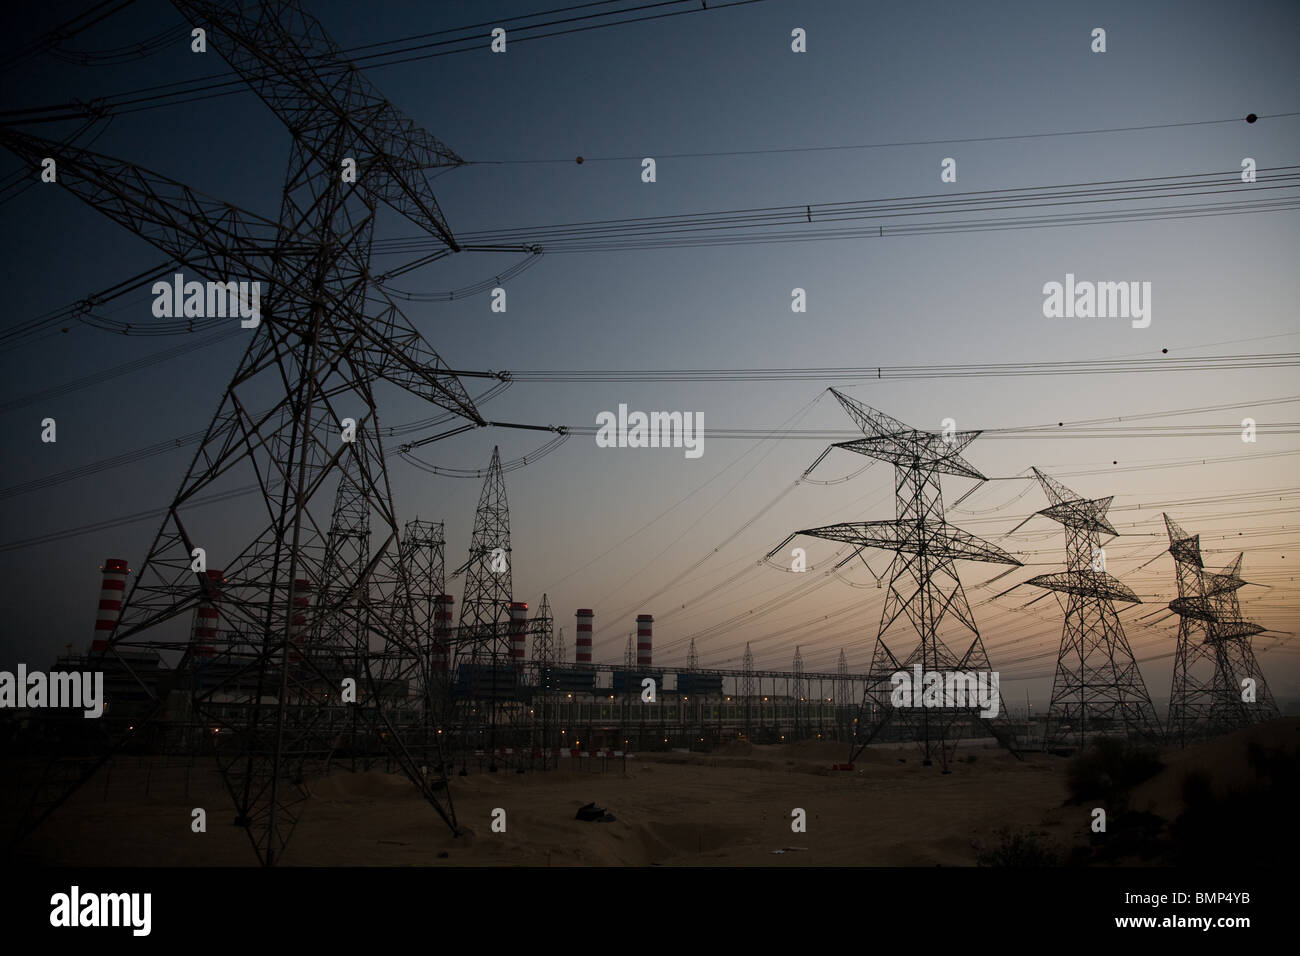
(1, 0, 1297, 712)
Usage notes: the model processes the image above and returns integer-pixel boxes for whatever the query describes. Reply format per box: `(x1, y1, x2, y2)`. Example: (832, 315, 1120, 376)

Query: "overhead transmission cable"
(0, 0, 770, 123)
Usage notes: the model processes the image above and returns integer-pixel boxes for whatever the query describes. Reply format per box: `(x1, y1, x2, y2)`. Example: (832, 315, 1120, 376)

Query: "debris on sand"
(575, 801, 616, 822)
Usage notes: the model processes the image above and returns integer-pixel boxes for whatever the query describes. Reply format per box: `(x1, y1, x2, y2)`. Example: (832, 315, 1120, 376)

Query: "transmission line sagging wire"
(0, 0, 771, 123)
(0, 0, 138, 74)
(511, 353, 1300, 382)
(0, 246, 537, 352)
(472, 113, 1300, 165)
(562, 423, 1300, 440)
(379, 245, 543, 300)
(366, 167, 1300, 255)
(48, 23, 189, 66)
(0, 328, 244, 415)
(0, 259, 177, 351)
(399, 433, 570, 476)
(0, 380, 514, 502)
(589, 394, 828, 629)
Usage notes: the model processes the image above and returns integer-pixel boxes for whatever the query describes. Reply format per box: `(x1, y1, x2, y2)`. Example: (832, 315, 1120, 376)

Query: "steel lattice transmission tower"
(2, 0, 488, 863)
(687, 638, 699, 670)
(451, 447, 514, 764)
(319, 435, 441, 772)
(317, 442, 376, 769)
(1165, 515, 1279, 745)
(1205, 554, 1279, 720)
(528, 594, 557, 764)
(792, 390, 1022, 769)
(792, 645, 804, 739)
(741, 642, 755, 735)
(1022, 469, 1160, 749)
(530, 594, 555, 670)
(398, 516, 448, 743)
(836, 648, 851, 738)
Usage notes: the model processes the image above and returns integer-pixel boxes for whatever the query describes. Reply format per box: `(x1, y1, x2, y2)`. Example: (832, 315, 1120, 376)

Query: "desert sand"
(11, 719, 1297, 866)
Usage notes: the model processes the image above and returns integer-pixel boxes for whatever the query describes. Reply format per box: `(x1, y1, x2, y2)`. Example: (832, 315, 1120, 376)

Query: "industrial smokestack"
(90, 558, 130, 652)
(192, 569, 224, 657)
(636, 613, 653, 668)
(576, 608, 594, 664)
(433, 594, 453, 672)
(508, 602, 529, 664)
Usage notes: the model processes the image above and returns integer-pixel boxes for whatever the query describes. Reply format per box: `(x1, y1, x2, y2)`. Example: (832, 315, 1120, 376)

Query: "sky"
(0, 0, 1297, 713)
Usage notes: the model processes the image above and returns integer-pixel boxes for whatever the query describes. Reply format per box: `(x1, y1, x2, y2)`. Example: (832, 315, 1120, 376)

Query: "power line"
(563, 423, 1300, 440)
(0, 0, 770, 123)
(473, 111, 1300, 165)
(510, 352, 1300, 382)
(0, 0, 138, 74)
(0, 326, 239, 413)
(0, 381, 514, 502)
(8, 170, 1294, 354)
(369, 166, 1299, 253)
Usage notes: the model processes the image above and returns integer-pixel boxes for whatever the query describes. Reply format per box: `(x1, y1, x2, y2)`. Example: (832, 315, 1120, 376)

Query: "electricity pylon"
(836, 648, 851, 739)
(792, 645, 804, 739)
(1205, 554, 1279, 721)
(389, 516, 448, 766)
(1, 0, 489, 863)
(741, 642, 755, 736)
(317, 441, 376, 773)
(1021, 469, 1160, 749)
(450, 447, 514, 767)
(792, 390, 1021, 769)
(1165, 515, 1279, 745)
(526, 594, 557, 765)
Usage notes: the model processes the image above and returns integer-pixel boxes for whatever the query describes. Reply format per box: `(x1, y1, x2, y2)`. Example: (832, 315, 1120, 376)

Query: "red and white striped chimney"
(432, 594, 453, 671)
(636, 613, 653, 668)
(289, 577, 312, 661)
(508, 602, 529, 664)
(90, 558, 130, 652)
(576, 608, 594, 664)
(192, 569, 223, 657)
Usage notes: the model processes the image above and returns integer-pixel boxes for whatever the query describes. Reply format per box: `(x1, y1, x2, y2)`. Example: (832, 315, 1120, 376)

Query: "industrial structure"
(0, 1, 1286, 871)
(0, 0, 504, 864)
(1019, 469, 1161, 749)
(1164, 515, 1280, 745)
(787, 390, 1023, 770)
(6, 492, 1283, 864)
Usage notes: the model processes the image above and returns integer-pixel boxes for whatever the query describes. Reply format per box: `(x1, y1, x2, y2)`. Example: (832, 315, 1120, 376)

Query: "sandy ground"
(10, 719, 1296, 866)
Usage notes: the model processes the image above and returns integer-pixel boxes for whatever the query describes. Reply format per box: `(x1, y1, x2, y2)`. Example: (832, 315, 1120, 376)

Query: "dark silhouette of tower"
(791, 390, 1021, 769)
(1022, 469, 1160, 749)
(451, 448, 514, 767)
(1165, 515, 1279, 745)
(1, 0, 485, 862)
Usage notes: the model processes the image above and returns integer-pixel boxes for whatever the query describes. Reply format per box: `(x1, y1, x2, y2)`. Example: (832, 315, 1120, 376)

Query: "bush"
(1065, 736, 1163, 806)
(1168, 744, 1300, 866)
(975, 826, 1061, 867)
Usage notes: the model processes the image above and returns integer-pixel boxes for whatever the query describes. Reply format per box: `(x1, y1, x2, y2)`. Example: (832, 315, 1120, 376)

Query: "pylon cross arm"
(833, 437, 986, 479)
(1035, 499, 1119, 536)
(797, 520, 1021, 565)
(352, 297, 483, 422)
(176, 0, 463, 248)
(1024, 570, 1141, 603)
(0, 128, 280, 284)
(1169, 596, 1217, 622)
